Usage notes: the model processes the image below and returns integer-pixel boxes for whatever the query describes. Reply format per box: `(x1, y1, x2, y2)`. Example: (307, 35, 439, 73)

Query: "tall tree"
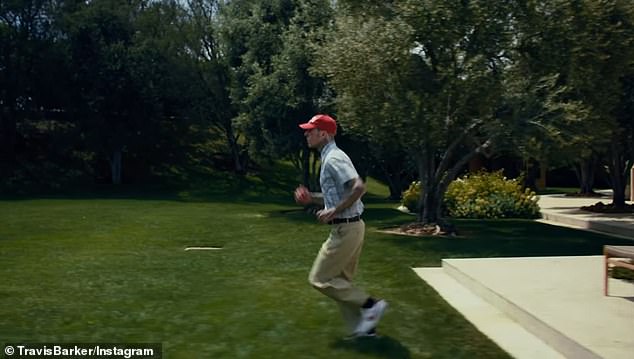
(315, 0, 513, 228)
(127, 0, 199, 179)
(617, 74, 634, 202)
(63, 0, 144, 184)
(581, 0, 634, 208)
(181, 0, 247, 174)
(0, 0, 69, 183)
(270, 0, 333, 187)
(512, 0, 634, 204)
(62, 0, 193, 184)
(220, 0, 332, 183)
(220, 0, 293, 163)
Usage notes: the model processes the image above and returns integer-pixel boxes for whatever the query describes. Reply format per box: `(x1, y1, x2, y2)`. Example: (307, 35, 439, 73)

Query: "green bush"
(444, 171, 540, 219)
(402, 181, 421, 212)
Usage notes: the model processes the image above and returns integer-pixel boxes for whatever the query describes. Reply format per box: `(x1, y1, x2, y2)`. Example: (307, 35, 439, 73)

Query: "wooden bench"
(604, 245, 634, 296)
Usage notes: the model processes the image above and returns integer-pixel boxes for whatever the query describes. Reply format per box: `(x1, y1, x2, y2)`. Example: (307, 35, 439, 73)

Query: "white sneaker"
(354, 299, 388, 335)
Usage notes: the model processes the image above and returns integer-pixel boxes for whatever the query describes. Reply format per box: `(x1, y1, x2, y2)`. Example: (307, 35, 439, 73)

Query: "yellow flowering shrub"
(444, 171, 540, 219)
(402, 181, 422, 212)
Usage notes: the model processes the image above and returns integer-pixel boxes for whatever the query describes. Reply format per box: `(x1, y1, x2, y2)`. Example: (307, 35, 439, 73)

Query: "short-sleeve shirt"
(319, 141, 364, 219)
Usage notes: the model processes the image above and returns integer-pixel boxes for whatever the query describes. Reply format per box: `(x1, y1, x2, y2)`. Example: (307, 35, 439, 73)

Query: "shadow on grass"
(271, 206, 412, 227)
(376, 219, 634, 264)
(331, 335, 411, 359)
(363, 207, 413, 227)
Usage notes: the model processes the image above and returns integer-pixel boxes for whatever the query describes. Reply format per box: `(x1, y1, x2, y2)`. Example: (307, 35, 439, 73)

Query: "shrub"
(444, 171, 540, 219)
(402, 181, 421, 212)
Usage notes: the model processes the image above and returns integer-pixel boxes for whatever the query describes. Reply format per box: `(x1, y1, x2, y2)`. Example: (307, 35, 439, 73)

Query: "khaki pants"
(308, 220, 369, 333)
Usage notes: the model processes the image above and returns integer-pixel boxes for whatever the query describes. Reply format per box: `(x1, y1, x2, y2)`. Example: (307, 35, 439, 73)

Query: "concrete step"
(430, 256, 634, 359)
(442, 258, 600, 359)
(540, 211, 634, 239)
(412, 267, 565, 359)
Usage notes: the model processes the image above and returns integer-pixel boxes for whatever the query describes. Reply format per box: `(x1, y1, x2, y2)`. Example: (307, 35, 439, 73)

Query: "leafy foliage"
(313, 0, 515, 226)
(401, 181, 421, 213)
(510, 0, 634, 201)
(444, 171, 540, 219)
(1, 0, 633, 201)
(401, 171, 540, 219)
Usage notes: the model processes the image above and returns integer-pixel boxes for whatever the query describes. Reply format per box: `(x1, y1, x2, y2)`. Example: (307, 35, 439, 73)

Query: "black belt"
(328, 216, 361, 225)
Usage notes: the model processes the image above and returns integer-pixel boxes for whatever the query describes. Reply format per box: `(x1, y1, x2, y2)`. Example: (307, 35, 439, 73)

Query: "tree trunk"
(301, 147, 310, 188)
(416, 151, 451, 231)
(417, 150, 440, 224)
(421, 185, 443, 224)
(414, 117, 493, 232)
(574, 157, 597, 195)
(384, 169, 404, 200)
(376, 155, 404, 200)
(0, 107, 17, 177)
(626, 165, 634, 202)
(110, 149, 122, 185)
(225, 125, 245, 174)
(607, 142, 626, 209)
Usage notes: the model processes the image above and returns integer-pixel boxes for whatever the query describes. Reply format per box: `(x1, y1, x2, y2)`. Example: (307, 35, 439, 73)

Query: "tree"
(314, 0, 514, 228)
(62, 0, 195, 184)
(220, 0, 293, 164)
(63, 0, 143, 184)
(618, 73, 634, 200)
(581, 0, 634, 208)
(0, 0, 71, 184)
(512, 0, 634, 205)
(180, 0, 248, 174)
(266, 0, 333, 187)
(220, 0, 332, 184)
(609, 71, 634, 207)
(127, 0, 203, 180)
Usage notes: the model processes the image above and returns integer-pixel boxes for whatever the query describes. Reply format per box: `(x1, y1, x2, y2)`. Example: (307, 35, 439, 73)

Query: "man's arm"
(316, 177, 366, 223)
(334, 177, 366, 214)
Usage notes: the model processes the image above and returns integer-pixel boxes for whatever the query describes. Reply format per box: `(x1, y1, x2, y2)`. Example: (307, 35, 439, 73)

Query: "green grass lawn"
(1, 176, 631, 358)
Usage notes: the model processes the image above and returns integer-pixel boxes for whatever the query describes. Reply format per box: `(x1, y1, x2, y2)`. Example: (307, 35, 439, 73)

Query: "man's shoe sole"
(343, 331, 378, 341)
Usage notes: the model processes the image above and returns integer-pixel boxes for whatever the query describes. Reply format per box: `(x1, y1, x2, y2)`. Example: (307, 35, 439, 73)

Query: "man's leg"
(337, 301, 361, 334)
(308, 221, 367, 298)
(308, 221, 369, 311)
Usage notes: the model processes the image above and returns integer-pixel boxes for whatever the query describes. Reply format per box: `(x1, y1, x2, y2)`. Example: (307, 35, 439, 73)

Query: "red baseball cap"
(299, 114, 337, 135)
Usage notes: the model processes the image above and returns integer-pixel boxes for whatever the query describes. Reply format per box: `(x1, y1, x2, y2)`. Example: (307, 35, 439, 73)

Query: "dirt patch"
(580, 201, 634, 214)
(378, 222, 458, 237)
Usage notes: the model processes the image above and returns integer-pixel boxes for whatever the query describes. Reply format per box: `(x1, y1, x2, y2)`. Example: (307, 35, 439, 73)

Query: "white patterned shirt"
(319, 141, 364, 218)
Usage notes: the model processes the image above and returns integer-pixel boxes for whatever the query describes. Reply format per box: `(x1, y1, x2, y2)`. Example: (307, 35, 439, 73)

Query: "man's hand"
(316, 208, 337, 224)
(294, 185, 313, 205)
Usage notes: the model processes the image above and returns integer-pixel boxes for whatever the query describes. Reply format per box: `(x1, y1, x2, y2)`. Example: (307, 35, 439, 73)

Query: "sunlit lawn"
(1, 176, 630, 358)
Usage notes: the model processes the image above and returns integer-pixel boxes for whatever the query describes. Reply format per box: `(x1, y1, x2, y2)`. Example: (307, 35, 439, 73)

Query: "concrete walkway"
(413, 192, 634, 359)
(538, 193, 634, 240)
